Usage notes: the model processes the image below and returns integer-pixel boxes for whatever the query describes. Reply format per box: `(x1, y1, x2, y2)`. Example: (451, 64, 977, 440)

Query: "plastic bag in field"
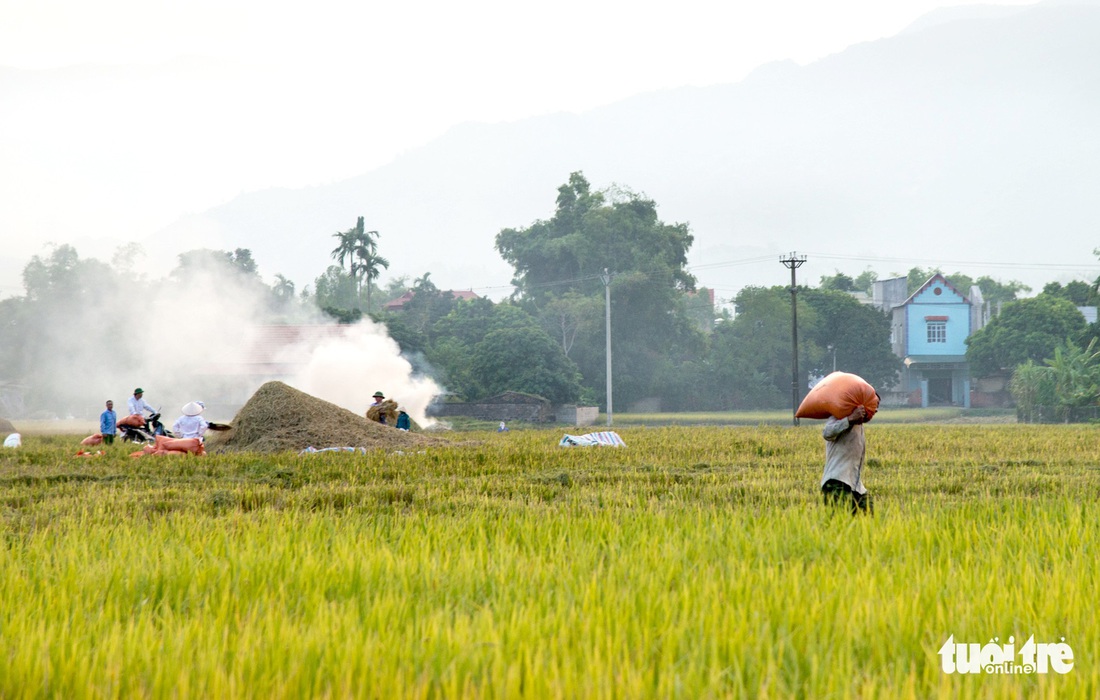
(3, 433, 20, 448)
(796, 371, 879, 420)
(298, 446, 368, 455)
(559, 431, 626, 447)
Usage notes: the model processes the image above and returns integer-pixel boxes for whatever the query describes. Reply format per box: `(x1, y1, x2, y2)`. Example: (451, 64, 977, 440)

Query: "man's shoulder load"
(366, 399, 399, 424)
(796, 371, 879, 420)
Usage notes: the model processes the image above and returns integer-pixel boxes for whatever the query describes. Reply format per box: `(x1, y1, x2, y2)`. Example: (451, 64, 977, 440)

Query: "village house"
(873, 274, 991, 407)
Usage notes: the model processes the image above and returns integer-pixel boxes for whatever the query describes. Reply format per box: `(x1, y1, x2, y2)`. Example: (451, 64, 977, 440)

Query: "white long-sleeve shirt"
(127, 396, 156, 416)
(820, 416, 867, 494)
(172, 414, 209, 440)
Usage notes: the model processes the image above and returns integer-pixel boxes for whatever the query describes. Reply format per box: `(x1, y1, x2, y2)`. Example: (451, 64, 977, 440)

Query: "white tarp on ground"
(559, 431, 626, 447)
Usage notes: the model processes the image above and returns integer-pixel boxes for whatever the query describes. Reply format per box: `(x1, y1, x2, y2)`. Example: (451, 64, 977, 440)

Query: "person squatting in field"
(173, 401, 209, 440)
(820, 404, 872, 515)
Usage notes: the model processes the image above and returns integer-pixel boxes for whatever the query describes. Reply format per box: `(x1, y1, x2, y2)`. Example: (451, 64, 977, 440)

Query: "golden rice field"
(1, 423, 1098, 699)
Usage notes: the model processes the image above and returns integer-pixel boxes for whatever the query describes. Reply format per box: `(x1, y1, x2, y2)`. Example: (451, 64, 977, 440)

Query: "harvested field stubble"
(206, 381, 447, 453)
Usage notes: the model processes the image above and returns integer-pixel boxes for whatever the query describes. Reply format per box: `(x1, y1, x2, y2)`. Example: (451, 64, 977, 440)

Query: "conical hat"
(181, 401, 205, 416)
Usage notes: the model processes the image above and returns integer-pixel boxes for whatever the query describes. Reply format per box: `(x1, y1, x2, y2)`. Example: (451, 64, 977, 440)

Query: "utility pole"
(780, 252, 807, 426)
(601, 268, 613, 426)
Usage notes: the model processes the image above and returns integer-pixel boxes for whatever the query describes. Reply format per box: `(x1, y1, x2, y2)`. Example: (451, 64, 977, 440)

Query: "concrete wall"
(430, 402, 552, 422)
(429, 402, 600, 425)
(555, 405, 599, 426)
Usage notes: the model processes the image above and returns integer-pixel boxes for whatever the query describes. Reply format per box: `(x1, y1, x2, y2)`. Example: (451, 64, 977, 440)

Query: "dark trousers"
(102, 434, 115, 444)
(822, 479, 872, 515)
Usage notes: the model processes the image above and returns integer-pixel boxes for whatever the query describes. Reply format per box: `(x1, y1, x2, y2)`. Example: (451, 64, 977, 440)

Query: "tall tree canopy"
(494, 172, 704, 408)
(496, 172, 695, 301)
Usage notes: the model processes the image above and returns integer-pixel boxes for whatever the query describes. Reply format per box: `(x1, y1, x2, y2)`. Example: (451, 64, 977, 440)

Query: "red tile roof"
(383, 289, 480, 311)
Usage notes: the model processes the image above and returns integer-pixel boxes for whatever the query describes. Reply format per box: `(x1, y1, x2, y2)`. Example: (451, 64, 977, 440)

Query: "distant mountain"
(174, 1, 1100, 299)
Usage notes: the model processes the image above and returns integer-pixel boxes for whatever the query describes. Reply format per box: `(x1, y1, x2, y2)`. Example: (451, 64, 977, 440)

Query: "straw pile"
(206, 381, 446, 454)
(0, 418, 15, 434)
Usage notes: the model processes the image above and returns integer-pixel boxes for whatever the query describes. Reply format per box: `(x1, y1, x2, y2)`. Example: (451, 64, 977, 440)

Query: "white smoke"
(282, 322, 440, 428)
(4, 243, 441, 427)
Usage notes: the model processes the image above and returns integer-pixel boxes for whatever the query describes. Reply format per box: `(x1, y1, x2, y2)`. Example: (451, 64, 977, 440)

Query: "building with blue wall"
(876, 274, 983, 407)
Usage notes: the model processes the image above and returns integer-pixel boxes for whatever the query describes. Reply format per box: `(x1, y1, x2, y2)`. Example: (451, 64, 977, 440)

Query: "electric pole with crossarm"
(780, 252, 807, 426)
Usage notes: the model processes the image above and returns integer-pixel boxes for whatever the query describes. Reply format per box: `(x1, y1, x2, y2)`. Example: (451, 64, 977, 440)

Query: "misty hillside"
(178, 1, 1100, 296)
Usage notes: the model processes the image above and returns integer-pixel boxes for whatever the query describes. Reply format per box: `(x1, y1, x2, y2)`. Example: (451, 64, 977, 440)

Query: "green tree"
(172, 248, 262, 282)
(974, 276, 1029, 304)
(495, 172, 704, 408)
(1045, 338, 1100, 408)
(1009, 361, 1057, 421)
(396, 273, 464, 347)
(470, 326, 583, 404)
(312, 265, 358, 313)
(966, 295, 1088, 377)
(330, 224, 358, 296)
(426, 299, 551, 400)
(330, 216, 381, 309)
(342, 216, 387, 311)
(853, 269, 878, 294)
(355, 245, 389, 313)
(801, 289, 902, 391)
(819, 271, 857, 292)
(534, 291, 603, 358)
(13, 245, 124, 414)
(701, 286, 820, 410)
(272, 274, 295, 301)
(1043, 280, 1098, 306)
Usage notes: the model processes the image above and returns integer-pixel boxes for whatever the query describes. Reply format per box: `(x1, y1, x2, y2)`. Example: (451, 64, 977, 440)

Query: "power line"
(457, 251, 1100, 299)
(803, 251, 1100, 272)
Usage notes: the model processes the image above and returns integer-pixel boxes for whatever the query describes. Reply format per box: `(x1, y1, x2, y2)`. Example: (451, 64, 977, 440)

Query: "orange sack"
(117, 414, 145, 428)
(796, 371, 879, 421)
(154, 435, 205, 455)
(80, 433, 104, 446)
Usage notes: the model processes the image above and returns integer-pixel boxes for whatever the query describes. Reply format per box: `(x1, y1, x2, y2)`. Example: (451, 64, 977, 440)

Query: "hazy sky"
(0, 0, 1043, 297)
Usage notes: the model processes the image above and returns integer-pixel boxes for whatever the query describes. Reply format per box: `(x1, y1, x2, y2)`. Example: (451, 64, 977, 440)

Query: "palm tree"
(272, 274, 295, 302)
(354, 247, 390, 313)
(331, 216, 383, 309)
(331, 224, 358, 299)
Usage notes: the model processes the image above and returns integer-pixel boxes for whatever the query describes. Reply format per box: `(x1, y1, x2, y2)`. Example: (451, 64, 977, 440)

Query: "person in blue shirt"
(100, 400, 117, 444)
(395, 409, 411, 431)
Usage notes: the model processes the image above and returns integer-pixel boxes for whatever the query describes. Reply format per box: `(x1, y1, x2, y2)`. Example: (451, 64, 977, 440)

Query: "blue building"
(874, 274, 989, 407)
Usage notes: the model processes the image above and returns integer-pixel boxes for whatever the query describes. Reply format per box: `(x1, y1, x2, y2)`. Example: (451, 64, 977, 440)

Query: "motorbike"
(119, 409, 231, 444)
(119, 410, 173, 444)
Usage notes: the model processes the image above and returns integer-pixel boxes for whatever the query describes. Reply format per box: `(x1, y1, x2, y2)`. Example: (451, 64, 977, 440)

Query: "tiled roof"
(383, 290, 480, 310)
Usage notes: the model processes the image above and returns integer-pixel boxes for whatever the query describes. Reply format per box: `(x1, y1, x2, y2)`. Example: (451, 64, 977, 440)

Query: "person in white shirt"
(173, 401, 210, 440)
(820, 404, 872, 515)
(127, 388, 156, 417)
